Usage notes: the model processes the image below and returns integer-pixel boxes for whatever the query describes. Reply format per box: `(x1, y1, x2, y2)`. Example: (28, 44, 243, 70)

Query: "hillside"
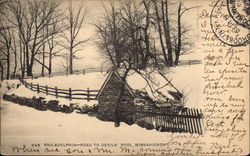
(3, 64, 203, 108)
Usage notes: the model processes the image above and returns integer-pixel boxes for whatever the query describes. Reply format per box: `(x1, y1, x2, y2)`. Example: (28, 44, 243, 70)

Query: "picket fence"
(134, 107, 204, 134)
(20, 79, 98, 101)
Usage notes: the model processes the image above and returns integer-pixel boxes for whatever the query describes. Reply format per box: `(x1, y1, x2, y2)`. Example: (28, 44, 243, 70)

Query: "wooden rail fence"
(20, 79, 99, 101)
(31, 67, 110, 79)
(134, 107, 204, 134)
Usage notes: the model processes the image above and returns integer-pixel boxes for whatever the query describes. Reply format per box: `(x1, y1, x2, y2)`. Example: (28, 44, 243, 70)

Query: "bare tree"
(94, 0, 157, 126)
(59, 53, 70, 75)
(94, 0, 155, 70)
(0, 59, 4, 81)
(153, 0, 174, 66)
(0, 22, 12, 79)
(119, 0, 156, 69)
(18, 32, 25, 79)
(0, 0, 9, 29)
(0, 39, 6, 81)
(59, 1, 88, 74)
(93, 1, 127, 68)
(0, 1, 11, 80)
(39, 10, 63, 77)
(173, 1, 196, 65)
(10, 29, 17, 78)
(45, 18, 62, 77)
(153, 0, 196, 66)
(8, 0, 61, 76)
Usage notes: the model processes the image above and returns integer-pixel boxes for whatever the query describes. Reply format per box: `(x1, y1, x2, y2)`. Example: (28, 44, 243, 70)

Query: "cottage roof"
(96, 69, 181, 104)
(96, 70, 135, 98)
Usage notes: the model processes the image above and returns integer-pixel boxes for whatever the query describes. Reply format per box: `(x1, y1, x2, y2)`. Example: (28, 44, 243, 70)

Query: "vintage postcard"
(0, 0, 249, 155)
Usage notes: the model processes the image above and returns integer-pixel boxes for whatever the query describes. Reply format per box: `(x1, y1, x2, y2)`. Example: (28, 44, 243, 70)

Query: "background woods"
(0, 0, 88, 80)
(0, 0, 197, 80)
(94, 0, 197, 71)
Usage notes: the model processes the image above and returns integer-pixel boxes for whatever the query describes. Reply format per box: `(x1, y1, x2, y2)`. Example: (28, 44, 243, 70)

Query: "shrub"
(77, 104, 99, 115)
(47, 100, 60, 112)
(3, 94, 74, 114)
(59, 104, 74, 114)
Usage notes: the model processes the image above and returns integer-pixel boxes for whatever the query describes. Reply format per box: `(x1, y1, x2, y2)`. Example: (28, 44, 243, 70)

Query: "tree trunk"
(25, 43, 30, 76)
(6, 50, 10, 80)
(163, 0, 173, 66)
(0, 62, 4, 81)
(154, 1, 168, 66)
(27, 54, 35, 76)
(174, 53, 180, 65)
(11, 32, 17, 79)
(142, 1, 151, 69)
(22, 42, 26, 79)
(13, 50, 17, 78)
(19, 37, 23, 77)
(41, 43, 45, 76)
(27, 66, 33, 76)
(49, 51, 52, 76)
(174, 2, 182, 65)
(69, 47, 73, 74)
(114, 68, 130, 127)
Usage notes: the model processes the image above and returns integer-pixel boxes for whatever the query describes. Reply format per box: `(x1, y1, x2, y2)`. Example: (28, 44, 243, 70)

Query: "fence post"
(196, 109, 203, 134)
(69, 88, 72, 100)
(189, 60, 191, 66)
(191, 108, 198, 134)
(55, 86, 58, 98)
(87, 87, 90, 101)
(46, 85, 48, 95)
(101, 67, 102, 73)
(83, 69, 85, 75)
(31, 82, 33, 90)
(37, 83, 39, 94)
(186, 109, 191, 133)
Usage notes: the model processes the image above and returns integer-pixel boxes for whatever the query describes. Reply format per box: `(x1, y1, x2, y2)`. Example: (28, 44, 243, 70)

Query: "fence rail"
(134, 107, 204, 134)
(31, 67, 110, 79)
(21, 79, 98, 101)
(28, 60, 201, 80)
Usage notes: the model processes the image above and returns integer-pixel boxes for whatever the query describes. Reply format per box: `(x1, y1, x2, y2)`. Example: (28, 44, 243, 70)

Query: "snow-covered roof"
(126, 70, 180, 102)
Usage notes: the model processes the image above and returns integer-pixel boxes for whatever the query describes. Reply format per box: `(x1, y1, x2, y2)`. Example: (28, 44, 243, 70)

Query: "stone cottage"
(96, 69, 183, 125)
(96, 70, 136, 125)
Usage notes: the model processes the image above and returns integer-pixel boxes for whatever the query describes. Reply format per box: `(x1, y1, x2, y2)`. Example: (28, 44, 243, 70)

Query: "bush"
(47, 100, 60, 112)
(59, 104, 74, 114)
(3, 94, 48, 111)
(3, 94, 74, 114)
(77, 104, 99, 115)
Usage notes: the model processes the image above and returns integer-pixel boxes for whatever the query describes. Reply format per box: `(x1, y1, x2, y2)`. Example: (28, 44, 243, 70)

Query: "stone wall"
(97, 71, 135, 125)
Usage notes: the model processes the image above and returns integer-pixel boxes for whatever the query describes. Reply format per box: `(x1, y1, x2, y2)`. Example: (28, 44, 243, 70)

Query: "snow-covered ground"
(0, 64, 204, 154)
(1, 99, 201, 154)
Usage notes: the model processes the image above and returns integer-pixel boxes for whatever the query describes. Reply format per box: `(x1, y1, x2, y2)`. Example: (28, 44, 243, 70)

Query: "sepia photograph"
(0, 0, 249, 155)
